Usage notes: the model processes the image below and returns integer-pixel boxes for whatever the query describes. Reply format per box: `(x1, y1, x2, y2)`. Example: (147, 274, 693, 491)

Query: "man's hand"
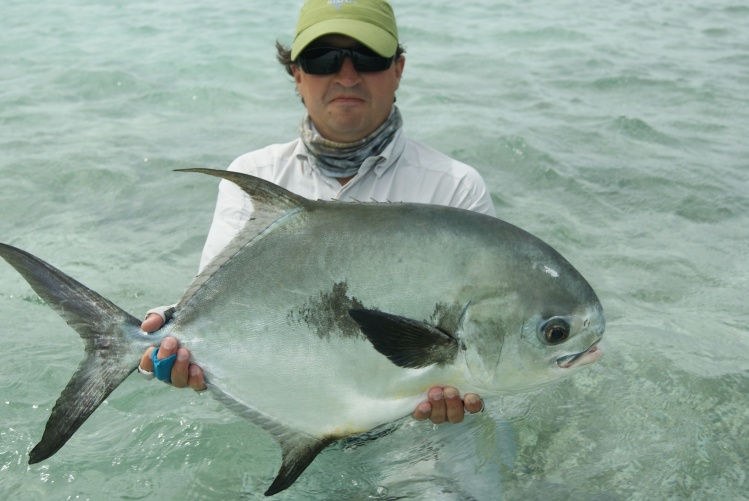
(141, 313, 165, 334)
(139, 314, 206, 391)
(412, 386, 484, 424)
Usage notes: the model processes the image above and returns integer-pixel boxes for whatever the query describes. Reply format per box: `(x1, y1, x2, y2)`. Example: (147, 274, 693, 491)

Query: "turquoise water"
(1, 0, 748, 499)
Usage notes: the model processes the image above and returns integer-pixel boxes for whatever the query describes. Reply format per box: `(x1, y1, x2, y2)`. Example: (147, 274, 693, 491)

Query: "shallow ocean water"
(1, 1, 748, 500)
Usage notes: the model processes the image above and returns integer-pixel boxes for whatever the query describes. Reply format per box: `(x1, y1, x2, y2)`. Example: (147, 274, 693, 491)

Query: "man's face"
(292, 34, 405, 143)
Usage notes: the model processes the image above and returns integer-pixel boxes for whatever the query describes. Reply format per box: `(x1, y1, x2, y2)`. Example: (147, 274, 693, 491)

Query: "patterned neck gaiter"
(300, 106, 403, 178)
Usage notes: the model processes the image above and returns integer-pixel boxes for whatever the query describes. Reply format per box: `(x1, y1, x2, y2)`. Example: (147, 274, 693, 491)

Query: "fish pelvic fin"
(349, 309, 460, 368)
(0, 243, 146, 463)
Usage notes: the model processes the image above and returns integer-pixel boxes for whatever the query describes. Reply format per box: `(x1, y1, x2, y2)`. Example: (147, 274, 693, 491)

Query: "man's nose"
(335, 56, 361, 85)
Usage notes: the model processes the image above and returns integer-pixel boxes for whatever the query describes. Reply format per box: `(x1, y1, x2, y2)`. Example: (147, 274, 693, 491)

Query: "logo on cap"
(328, 0, 355, 10)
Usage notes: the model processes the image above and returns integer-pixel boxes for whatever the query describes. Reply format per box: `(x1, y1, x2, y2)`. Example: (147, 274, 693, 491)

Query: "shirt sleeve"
(455, 168, 496, 217)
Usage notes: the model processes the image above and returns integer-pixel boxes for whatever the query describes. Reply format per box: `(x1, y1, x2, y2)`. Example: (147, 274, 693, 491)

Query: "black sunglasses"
(297, 46, 395, 75)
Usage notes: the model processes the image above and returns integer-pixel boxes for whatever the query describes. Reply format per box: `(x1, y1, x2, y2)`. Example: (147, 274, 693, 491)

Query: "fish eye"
(541, 320, 571, 344)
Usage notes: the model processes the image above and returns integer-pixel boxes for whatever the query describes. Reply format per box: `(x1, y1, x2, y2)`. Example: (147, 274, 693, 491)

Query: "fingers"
(138, 337, 206, 391)
(141, 313, 164, 333)
(413, 386, 481, 425)
(443, 386, 465, 424)
(170, 349, 208, 391)
(187, 364, 207, 391)
(426, 387, 448, 424)
(412, 400, 432, 421)
(170, 347, 191, 388)
(426, 386, 463, 424)
(140, 346, 156, 372)
(463, 393, 484, 414)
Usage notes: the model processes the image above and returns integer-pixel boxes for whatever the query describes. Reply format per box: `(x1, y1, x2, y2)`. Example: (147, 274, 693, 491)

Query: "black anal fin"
(207, 384, 338, 496)
(349, 309, 459, 369)
(264, 435, 335, 496)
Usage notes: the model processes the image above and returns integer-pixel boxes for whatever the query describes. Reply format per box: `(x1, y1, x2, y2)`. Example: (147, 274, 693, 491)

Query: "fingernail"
(189, 365, 200, 377)
(163, 338, 176, 350)
(430, 390, 443, 401)
(444, 388, 458, 399)
(177, 350, 188, 362)
(465, 394, 479, 406)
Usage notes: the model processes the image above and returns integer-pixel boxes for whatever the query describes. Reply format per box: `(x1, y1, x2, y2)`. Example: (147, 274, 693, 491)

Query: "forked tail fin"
(0, 243, 154, 463)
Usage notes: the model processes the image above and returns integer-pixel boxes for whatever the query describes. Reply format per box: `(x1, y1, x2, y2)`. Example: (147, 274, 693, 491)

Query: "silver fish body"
(0, 169, 604, 495)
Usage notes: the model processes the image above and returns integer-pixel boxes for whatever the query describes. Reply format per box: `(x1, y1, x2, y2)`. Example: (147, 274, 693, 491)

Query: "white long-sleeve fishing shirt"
(147, 129, 495, 322)
(199, 128, 496, 272)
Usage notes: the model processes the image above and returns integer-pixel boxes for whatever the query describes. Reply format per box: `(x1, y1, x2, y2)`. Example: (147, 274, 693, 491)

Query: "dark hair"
(275, 41, 406, 77)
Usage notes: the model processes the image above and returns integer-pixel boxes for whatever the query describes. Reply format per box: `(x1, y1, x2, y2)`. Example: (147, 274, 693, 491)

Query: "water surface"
(1, 1, 748, 499)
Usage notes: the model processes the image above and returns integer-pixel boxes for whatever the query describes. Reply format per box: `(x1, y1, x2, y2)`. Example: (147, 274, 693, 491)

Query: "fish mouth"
(557, 340, 602, 369)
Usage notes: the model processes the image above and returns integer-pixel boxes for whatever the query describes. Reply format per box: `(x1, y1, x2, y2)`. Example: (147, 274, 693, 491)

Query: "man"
(137, 0, 494, 424)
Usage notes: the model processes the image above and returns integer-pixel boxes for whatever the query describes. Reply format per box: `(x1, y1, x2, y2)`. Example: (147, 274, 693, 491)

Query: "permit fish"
(0, 169, 605, 496)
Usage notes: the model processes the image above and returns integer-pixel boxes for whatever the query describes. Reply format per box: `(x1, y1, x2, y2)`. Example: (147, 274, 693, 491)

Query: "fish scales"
(172, 203, 498, 434)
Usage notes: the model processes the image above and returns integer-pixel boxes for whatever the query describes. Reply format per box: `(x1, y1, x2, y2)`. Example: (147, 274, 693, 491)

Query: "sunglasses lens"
(353, 48, 394, 72)
(299, 47, 343, 75)
(299, 47, 394, 75)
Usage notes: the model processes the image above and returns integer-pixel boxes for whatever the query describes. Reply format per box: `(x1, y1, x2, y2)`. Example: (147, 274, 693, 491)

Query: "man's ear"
(394, 56, 405, 89)
(291, 64, 302, 87)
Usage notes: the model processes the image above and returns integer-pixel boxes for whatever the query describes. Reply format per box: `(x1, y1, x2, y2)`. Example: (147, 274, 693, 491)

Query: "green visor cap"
(291, 0, 398, 60)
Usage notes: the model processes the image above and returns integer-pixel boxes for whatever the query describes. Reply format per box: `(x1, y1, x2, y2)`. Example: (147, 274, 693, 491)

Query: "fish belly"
(169, 207, 475, 438)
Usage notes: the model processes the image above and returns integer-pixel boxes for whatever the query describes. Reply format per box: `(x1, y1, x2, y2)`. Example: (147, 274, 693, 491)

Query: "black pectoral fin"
(349, 309, 459, 369)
